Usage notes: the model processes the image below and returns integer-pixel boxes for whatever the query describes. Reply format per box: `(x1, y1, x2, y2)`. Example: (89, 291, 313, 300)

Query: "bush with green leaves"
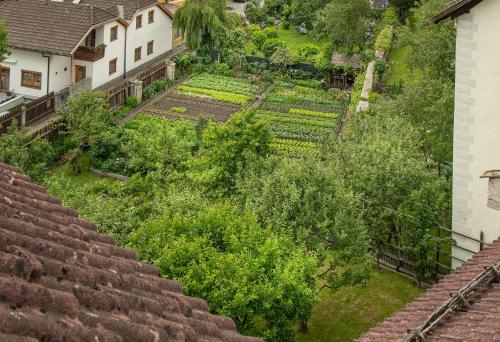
(262, 38, 286, 58)
(0, 122, 52, 181)
(374, 26, 393, 53)
(130, 199, 318, 340)
(251, 30, 268, 51)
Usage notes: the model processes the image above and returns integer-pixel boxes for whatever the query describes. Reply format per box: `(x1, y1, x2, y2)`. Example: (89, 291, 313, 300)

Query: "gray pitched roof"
(0, 0, 119, 56)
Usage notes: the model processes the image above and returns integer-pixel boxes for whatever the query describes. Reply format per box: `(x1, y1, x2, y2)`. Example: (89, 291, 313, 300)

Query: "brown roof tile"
(0, 158, 262, 342)
(158, 2, 181, 18)
(0, 0, 120, 56)
(356, 238, 500, 341)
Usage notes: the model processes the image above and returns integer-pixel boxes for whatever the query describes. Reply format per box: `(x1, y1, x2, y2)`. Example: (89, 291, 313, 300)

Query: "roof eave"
(426, 0, 485, 25)
(8, 45, 71, 57)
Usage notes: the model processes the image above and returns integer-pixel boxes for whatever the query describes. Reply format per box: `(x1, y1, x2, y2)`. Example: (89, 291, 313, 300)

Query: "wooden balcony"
(74, 45, 106, 62)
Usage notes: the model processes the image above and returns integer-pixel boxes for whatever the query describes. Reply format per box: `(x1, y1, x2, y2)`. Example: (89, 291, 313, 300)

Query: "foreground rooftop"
(0, 157, 261, 341)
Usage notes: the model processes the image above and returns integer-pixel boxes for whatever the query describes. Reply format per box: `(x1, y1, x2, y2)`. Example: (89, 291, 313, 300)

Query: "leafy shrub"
(382, 7, 398, 26)
(126, 96, 140, 108)
(263, 27, 278, 38)
(296, 44, 319, 62)
(211, 61, 233, 76)
(251, 30, 268, 50)
(142, 85, 156, 100)
(262, 38, 286, 58)
(282, 20, 290, 30)
(375, 26, 393, 53)
(175, 51, 195, 72)
(374, 58, 388, 78)
(0, 122, 52, 180)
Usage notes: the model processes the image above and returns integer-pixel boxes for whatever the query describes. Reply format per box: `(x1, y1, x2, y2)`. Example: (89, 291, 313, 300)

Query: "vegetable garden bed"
(257, 84, 348, 154)
(142, 73, 263, 122)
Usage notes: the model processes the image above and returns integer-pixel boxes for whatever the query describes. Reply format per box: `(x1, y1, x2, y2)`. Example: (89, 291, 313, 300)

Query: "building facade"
(429, 0, 500, 267)
(0, 0, 181, 100)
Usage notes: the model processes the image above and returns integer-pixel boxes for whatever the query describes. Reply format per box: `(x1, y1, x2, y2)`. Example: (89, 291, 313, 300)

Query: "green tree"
(244, 0, 265, 23)
(0, 21, 9, 61)
(262, 38, 286, 58)
(289, 0, 329, 29)
(61, 90, 116, 173)
(398, 0, 456, 81)
(270, 46, 293, 71)
(0, 122, 51, 180)
(313, 0, 370, 51)
(325, 112, 450, 285)
(251, 30, 268, 51)
(173, 0, 228, 51)
(190, 110, 271, 195)
(130, 200, 318, 340)
(237, 156, 372, 292)
(377, 77, 454, 174)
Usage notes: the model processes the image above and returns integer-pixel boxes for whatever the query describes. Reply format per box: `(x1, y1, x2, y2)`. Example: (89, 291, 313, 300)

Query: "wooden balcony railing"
(74, 45, 106, 62)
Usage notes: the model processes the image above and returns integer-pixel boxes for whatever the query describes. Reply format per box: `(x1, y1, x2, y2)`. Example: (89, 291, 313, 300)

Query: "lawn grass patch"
(296, 269, 423, 342)
(387, 45, 413, 85)
(245, 25, 330, 57)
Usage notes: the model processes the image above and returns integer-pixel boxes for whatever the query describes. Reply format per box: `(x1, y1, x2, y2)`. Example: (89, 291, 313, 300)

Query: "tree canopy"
(313, 0, 370, 51)
(173, 0, 228, 51)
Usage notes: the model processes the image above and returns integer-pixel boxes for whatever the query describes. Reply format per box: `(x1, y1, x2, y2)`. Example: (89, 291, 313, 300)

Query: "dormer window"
(136, 14, 142, 29)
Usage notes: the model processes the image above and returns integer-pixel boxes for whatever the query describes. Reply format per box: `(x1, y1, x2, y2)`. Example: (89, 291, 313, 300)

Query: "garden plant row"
(257, 84, 348, 154)
(176, 73, 261, 106)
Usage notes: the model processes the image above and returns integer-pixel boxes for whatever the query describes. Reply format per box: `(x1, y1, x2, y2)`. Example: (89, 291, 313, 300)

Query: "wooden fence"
(0, 108, 22, 134)
(106, 61, 168, 109)
(0, 92, 55, 134)
(138, 63, 167, 89)
(31, 120, 63, 142)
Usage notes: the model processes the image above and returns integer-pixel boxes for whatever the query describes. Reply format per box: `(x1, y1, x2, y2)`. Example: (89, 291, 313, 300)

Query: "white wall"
(92, 21, 126, 88)
(452, 0, 500, 267)
(0, 49, 50, 98)
(50, 55, 71, 93)
(125, 5, 173, 73)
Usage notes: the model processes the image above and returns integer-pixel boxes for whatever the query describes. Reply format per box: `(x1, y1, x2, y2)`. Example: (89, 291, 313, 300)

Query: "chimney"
(117, 5, 124, 18)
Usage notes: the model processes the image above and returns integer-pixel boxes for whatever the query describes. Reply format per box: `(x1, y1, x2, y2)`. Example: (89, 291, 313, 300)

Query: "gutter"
(42, 53, 50, 95)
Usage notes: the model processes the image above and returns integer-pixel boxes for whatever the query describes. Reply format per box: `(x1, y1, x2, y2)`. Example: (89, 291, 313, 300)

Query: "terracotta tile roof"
(158, 2, 181, 18)
(0, 0, 120, 56)
(356, 238, 500, 341)
(0, 158, 262, 342)
(427, 0, 485, 24)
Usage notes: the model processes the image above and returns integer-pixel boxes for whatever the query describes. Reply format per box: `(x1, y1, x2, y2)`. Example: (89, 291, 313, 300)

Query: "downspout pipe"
(124, 27, 127, 78)
(42, 53, 50, 95)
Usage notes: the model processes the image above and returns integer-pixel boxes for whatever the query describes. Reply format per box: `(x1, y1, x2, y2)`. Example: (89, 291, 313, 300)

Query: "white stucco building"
(429, 0, 500, 267)
(0, 0, 182, 100)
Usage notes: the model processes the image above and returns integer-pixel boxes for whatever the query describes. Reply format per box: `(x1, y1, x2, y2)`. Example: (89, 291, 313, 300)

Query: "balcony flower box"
(74, 44, 106, 62)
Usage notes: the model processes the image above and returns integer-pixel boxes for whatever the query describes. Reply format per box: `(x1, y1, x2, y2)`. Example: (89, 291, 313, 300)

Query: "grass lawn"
(296, 269, 423, 342)
(246, 25, 330, 57)
(48, 152, 116, 187)
(386, 45, 412, 85)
